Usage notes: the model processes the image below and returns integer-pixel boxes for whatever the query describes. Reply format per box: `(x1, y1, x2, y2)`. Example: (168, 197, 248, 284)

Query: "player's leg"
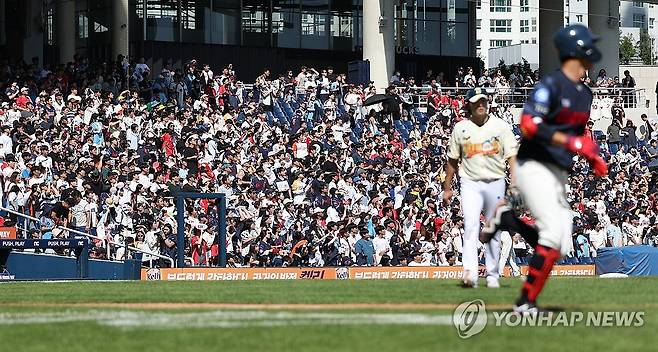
(498, 231, 515, 276)
(513, 160, 569, 310)
(460, 178, 484, 287)
(481, 178, 506, 287)
(498, 210, 539, 247)
(480, 201, 539, 247)
(507, 234, 521, 277)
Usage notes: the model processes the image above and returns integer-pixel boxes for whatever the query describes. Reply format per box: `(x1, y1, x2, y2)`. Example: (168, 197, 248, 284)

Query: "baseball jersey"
(518, 70, 592, 169)
(447, 116, 518, 181)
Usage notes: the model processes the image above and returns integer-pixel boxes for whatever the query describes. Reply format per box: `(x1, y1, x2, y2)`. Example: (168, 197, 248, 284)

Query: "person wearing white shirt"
(408, 252, 432, 266)
(588, 223, 607, 256)
(127, 124, 140, 150)
(134, 59, 150, 83)
(336, 233, 351, 265)
(436, 233, 452, 266)
(0, 128, 12, 156)
(372, 230, 392, 266)
(622, 216, 642, 245)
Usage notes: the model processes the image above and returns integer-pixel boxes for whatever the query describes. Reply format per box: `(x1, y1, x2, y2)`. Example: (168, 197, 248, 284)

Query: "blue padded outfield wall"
(596, 246, 658, 276)
(2, 252, 141, 280)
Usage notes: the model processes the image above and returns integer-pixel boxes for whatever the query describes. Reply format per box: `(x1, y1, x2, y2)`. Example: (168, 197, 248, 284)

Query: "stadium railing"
(243, 85, 646, 114)
(0, 206, 175, 268)
(406, 86, 647, 111)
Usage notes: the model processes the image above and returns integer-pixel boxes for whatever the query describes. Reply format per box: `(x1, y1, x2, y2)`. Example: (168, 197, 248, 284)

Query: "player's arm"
(442, 157, 459, 205)
(507, 156, 517, 186)
(519, 82, 570, 146)
(520, 83, 607, 176)
(443, 127, 461, 203)
(501, 124, 518, 186)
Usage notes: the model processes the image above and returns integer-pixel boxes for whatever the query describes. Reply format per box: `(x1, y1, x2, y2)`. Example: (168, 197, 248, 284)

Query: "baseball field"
(1, 277, 657, 351)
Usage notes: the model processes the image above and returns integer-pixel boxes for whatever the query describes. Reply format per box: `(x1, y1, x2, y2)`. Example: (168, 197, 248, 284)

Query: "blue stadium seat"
(274, 110, 288, 126)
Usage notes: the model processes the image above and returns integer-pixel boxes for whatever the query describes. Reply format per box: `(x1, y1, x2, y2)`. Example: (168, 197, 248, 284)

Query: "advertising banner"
(143, 267, 344, 281)
(0, 227, 16, 240)
(141, 265, 594, 281)
(0, 239, 88, 249)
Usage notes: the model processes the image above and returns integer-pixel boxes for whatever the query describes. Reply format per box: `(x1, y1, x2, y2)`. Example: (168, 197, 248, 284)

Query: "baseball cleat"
(460, 278, 478, 288)
(486, 277, 500, 288)
(479, 204, 511, 243)
(513, 302, 539, 315)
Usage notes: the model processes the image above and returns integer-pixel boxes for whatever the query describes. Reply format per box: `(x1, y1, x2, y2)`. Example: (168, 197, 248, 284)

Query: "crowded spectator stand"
(0, 55, 656, 270)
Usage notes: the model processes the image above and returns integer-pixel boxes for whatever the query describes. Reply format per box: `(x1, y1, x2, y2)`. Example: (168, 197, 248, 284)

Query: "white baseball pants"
(515, 159, 573, 256)
(499, 231, 520, 276)
(460, 178, 506, 283)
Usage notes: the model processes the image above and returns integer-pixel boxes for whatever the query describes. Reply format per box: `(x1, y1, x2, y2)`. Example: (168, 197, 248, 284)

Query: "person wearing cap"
(443, 86, 518, 288)
(480, 24, 608, 313)
(15, 87, 32, 111)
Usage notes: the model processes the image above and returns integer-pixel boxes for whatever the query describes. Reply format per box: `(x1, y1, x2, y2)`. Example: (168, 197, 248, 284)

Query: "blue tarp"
(595, 246, 658, 276)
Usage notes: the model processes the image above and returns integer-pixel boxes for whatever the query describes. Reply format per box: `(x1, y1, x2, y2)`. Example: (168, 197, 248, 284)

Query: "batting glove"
(565, 136, 608, 177)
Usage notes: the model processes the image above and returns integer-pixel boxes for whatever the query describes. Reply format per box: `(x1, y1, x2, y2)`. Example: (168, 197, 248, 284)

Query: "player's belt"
(474, 178, 503, 183)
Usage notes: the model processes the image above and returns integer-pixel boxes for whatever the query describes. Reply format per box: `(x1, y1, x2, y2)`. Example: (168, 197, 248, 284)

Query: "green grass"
(1, 277, 657, 352)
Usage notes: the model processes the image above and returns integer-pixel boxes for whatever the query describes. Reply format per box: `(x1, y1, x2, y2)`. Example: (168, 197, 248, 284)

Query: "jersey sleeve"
(522, 81, 554, 119)
(447, 127, 461, 160)
(519, 79, 561, 143)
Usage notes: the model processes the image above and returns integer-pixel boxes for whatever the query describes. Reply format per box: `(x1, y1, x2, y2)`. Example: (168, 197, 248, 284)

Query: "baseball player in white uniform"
(443, 88, 518, 288)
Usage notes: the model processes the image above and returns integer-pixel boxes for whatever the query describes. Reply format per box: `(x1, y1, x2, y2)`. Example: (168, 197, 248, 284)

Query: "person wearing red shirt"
(584, 121, 595, 141)
(15, 87, 32, 110)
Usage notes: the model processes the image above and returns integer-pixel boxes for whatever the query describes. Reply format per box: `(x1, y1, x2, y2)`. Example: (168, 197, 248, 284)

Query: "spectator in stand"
(0, 54, 654, 269)
(595, 69, 608, 87)
(477, 69, 492, 87)
(508, 66, 523, 91)
(354, 230, 375, 266)
(463, 67, 476, 88)
(622, 120, 638, 151)
(584, 121, 595, 141)
(607, 118, 622, 155)
(646, 139, 658, 172)
(638, 114, 654, 148)
(622, 70, 636, 107)
(454, 67, 464, 88)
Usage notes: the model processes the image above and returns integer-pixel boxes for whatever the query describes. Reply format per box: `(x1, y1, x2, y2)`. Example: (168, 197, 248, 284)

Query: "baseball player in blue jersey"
(480, 24, 608, 313)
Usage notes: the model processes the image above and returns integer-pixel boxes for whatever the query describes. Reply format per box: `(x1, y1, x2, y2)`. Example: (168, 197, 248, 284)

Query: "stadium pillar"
(112, 0, 130, 60)
(22, 0, 43, 67)
(56, 0, 76, 64)
(363, 0, 395, 92)
(176, 195, 185, 268)
(0, 0, 5, 46)
(589, 0, 620, 78)
(218, 196, 227, 268)
(538, 0, 564, 77)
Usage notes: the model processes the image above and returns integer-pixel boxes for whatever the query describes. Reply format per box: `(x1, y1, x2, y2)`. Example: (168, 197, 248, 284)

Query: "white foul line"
(0, 310, 455, 330)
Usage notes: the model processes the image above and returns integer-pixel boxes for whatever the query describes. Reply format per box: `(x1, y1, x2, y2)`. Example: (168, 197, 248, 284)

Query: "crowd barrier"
(141, 265, 595, 281)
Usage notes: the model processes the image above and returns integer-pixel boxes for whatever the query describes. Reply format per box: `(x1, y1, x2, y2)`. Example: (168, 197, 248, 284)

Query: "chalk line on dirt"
(0, 310, 455, 330)
(2, 302, 512, 310)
